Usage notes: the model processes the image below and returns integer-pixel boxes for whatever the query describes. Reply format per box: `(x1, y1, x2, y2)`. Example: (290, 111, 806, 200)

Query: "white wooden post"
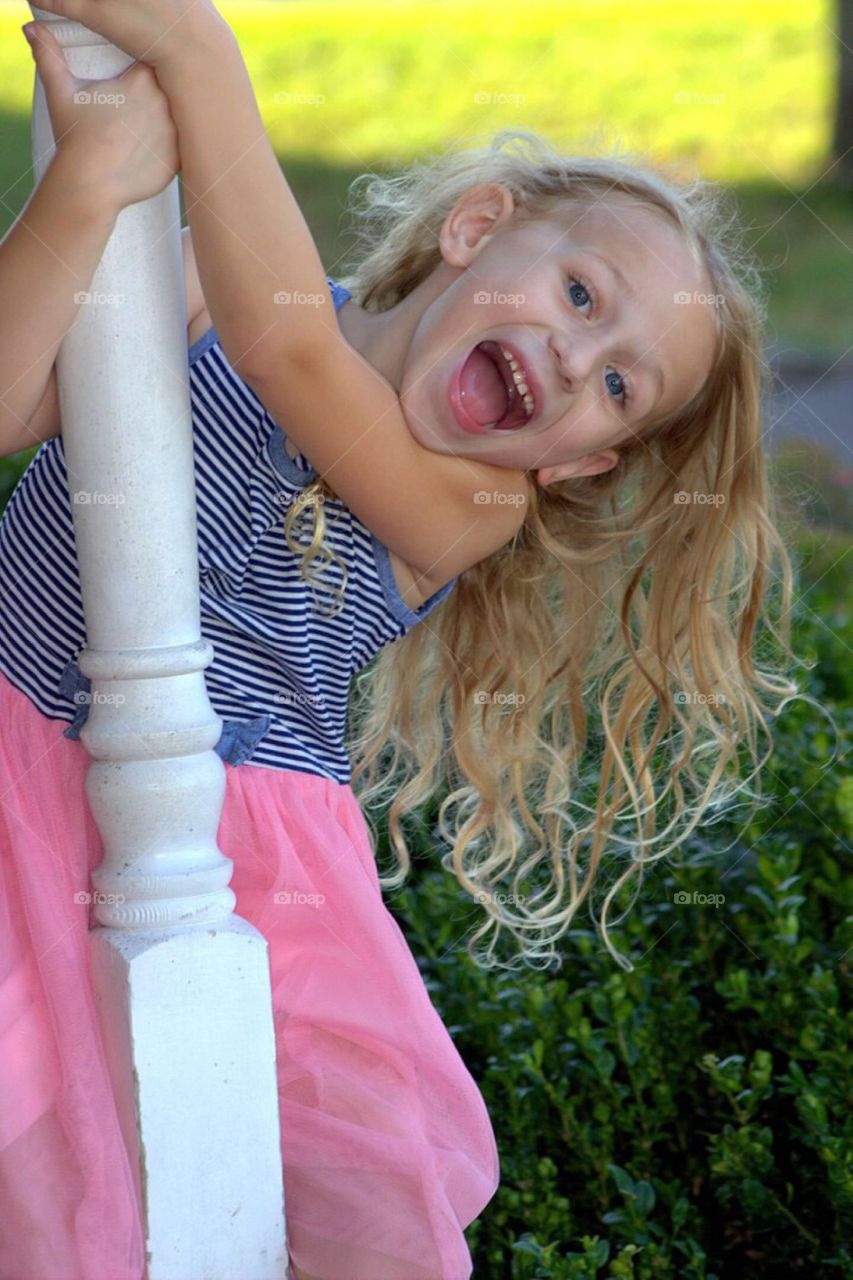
(27, 10, 289, 1275)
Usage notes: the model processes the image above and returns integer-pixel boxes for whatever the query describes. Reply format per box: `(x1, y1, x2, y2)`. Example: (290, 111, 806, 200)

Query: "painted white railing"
(27, 9, 289, 1275)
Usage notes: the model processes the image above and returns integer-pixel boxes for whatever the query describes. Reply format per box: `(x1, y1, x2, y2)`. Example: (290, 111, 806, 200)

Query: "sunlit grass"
(0, 0, 834, 181)
(226, 0, 829, 184)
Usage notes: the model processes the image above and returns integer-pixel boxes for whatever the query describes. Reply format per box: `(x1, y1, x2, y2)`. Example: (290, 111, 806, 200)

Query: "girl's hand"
(25, 0, 226, 71)
(25, 23, 180, 210)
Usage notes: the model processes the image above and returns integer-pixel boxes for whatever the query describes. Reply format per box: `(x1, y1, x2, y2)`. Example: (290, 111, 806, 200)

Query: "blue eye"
(566, 274, 632, 408)
(604, 369, 627, 401)
(567, 278, 593, 311)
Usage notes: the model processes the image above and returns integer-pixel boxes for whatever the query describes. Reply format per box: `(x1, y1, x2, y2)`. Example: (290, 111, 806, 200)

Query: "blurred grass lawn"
(0, 0, 850, 357)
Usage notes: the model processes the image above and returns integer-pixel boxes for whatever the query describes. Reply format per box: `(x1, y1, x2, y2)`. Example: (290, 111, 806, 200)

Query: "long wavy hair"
(282, 128, 808, 972)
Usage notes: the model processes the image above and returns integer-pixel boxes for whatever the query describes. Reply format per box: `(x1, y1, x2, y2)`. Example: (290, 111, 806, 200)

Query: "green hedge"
(382, 529, 851, 1278)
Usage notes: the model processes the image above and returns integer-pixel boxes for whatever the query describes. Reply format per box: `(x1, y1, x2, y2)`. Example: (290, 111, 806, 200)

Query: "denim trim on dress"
(59, 658, 91, 740)
(212, 713, 274, 766)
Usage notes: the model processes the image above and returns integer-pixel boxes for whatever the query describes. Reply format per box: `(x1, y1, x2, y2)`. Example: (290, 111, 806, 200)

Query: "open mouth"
(454, 341, 537, 432)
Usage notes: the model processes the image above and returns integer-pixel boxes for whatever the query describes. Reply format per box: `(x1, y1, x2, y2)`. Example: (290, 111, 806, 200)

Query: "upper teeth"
(499, 345, 535, 418)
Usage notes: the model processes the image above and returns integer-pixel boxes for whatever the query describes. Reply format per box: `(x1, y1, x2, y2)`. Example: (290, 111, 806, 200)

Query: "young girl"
(1, 3, 801, 1278)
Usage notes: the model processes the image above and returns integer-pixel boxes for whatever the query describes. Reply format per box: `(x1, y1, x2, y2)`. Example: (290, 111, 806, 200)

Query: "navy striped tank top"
(0, 278, 457, 783)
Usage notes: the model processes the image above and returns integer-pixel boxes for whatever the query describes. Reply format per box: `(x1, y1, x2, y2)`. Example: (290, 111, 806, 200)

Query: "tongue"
(458, 344, 509, 425)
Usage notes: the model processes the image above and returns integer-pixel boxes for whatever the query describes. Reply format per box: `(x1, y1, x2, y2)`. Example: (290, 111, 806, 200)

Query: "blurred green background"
(0, 3, 850, 1276)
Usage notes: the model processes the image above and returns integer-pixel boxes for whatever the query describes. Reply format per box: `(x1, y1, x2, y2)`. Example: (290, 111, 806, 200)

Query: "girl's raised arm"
(149, 21, 527, 587)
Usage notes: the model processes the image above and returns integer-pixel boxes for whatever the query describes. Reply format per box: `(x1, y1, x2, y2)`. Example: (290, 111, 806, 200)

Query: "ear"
(439, 184, 517, 268)
(535, 450, 620, 488)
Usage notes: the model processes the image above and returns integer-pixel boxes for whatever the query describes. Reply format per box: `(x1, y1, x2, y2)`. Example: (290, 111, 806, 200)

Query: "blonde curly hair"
(282, 128, 806, 973)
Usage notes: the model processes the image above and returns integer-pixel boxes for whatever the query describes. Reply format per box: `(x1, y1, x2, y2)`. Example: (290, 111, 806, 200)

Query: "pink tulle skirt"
(0, 671, 499, 1280)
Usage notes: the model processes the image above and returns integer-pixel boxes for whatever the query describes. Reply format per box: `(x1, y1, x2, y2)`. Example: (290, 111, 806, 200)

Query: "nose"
(549, 332, 599, 392)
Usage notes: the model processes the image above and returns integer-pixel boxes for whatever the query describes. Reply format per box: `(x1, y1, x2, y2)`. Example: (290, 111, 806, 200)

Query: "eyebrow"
(582, 249, 666, 418)
(584, 249, 635, 301)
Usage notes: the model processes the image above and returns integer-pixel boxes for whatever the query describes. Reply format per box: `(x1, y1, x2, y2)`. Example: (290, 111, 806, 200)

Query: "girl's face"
(395, 185, 720, 487)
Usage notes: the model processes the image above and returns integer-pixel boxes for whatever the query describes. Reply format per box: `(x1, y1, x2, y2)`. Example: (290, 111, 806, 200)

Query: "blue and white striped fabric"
(0, 278, 457, 782)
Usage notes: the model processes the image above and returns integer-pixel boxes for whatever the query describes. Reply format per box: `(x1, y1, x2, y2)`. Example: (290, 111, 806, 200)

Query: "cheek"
(540, 408, 605, 462)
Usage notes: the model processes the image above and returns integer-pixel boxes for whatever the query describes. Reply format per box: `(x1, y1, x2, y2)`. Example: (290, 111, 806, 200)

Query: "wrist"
(153, 14, 239, 85)
(46, 146, 125, 224)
